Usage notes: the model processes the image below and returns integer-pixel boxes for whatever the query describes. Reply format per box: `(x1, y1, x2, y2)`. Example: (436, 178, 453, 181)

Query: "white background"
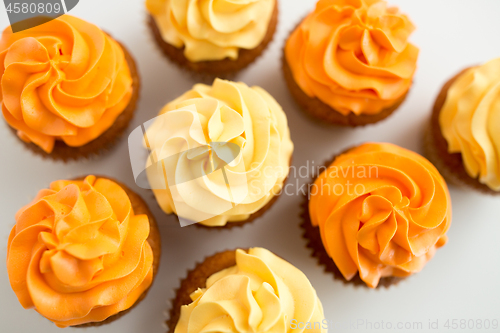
(1, 1, 500, 332)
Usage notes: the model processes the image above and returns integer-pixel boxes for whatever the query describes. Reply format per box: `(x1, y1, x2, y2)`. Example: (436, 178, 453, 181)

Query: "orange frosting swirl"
(309, 143, 451, 288)
(0, 15, 133, 153)
(7, 175, 153, 327)
(285, 0, 419, 115)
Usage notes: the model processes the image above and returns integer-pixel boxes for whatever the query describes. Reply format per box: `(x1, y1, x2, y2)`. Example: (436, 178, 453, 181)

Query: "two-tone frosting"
(145, 79, 293, 227)
(0, 15, 133, 153)
(175, 248, 325, 333)
(439, 58, 500, 191)
(285, 0, 418, 115)
(7, 175, 153, 327)
(146, 0, 276, 61)
(309, 143, 451, 288)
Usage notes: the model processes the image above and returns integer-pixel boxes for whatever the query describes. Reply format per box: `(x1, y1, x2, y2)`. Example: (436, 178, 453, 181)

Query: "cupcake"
(143, 78, 293, 228)
(6, 175, 161, 327)
(146, 0, 278, 75)
(426, 58, 500, 195)
(303, 143, 452, 288)
(168, 248, 326, 333)
(0, 16, 140, 161)
(283, 0, 418, 126)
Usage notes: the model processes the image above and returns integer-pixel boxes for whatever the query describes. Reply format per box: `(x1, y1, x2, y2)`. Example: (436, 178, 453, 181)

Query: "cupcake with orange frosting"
(6, 175, 161, 327)
(426, 58, 500, 195)
(168, 248, 326, 333)
(143, 78, 293, 228)
(146, 0, 278, 75)
(303, 143, 452, 288)
(284, 0, 418, 126)
(0, 16, 140, 161)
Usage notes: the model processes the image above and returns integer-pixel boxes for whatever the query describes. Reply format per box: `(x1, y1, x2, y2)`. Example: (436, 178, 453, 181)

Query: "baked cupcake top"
(439, 58, 500, 191)
(146, 0, 276, 61)
(175, 248, 325, 333)
(309, 143, 451, 288)
(7, 175, 153, 327)
(145, 78, 293, 227)
(0, 16, 133, 153)
(285, 0, 418, 115)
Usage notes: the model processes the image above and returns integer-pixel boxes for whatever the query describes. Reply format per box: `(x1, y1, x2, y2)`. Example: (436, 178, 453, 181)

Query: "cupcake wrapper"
(425, 67, 499, 195)
(6, 38, 141, 162)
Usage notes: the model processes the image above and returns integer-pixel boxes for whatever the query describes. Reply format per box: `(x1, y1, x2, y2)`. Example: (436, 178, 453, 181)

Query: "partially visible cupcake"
(304, 143, 451, 288)
(168, 248, 326, 333)
(6, 175, 161, 327)
(0, 16, 140, 161)
(143, 79, 293, 228)
(426, 58, 500, 195)
(146, 0, 278, 75)
(283, 0, 418, 126)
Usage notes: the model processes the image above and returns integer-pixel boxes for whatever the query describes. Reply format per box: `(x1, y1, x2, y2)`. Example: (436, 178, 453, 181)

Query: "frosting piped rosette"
(7, 176, 155, 327)
(439, 58, 500, 191)
(0, 16, 133, 153)
(285, 0, 418, 116)
(146, 0, 276, 62)
(145, 79, 293, 227)
(174, 248, 326, 333)
(308, 143, 452, 288)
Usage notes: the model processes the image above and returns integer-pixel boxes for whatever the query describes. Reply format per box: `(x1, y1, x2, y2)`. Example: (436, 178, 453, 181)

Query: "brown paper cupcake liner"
(72, 176, 161, 327)
(6, 38, 140, 162)
(167, 249, 242, 333)
(282, 19, 408, 127)
(425, 67, 499, 195)
(148, 0, 278, 77)
(299, 151, 404, 289)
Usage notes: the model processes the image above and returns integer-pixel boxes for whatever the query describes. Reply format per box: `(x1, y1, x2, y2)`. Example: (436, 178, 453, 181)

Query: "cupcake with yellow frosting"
(6, 175, 161, 327)
(283, 0, 418, 126)
(146, 0, 278, 75)
(303, 143, 452, 288)
(0, 16, 140, 161)
(143, 78, 293, 228)
(168, 248, 326, 333)
(426, 58, 500, 195)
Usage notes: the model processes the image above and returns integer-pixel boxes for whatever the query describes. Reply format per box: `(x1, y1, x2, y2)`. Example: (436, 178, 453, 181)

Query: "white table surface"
(1, 1, 499, 332)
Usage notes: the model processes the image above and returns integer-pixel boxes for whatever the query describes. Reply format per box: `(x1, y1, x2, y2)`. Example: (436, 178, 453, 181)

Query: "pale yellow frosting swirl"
(439, 57, 500, 191)
(146, 0, 276, 61)
(145, 79, 293, 226)
(175, 248, 325, 333)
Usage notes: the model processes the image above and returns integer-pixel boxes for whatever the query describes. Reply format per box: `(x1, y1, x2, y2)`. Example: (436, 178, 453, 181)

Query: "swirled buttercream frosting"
(146, 0, 276, 61)
(309, 143, 451, 288)
(7, 175, 153, 327)
(285, 0, 418, 115)
(0, 15, 133, 153)
(439, 58, 500, 191)
(145, 78, 293, 227)
(175, 248, 325, 333)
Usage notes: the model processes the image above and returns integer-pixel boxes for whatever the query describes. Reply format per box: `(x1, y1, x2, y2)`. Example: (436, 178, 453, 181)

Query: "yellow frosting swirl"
(146, 0, 276, 61)
(145, 79, 293, 227)
(439, 58, 500, 191)
(175, 248, 325, 333)
(7, 175, 153, 327)
(0, 15, 133, 153)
